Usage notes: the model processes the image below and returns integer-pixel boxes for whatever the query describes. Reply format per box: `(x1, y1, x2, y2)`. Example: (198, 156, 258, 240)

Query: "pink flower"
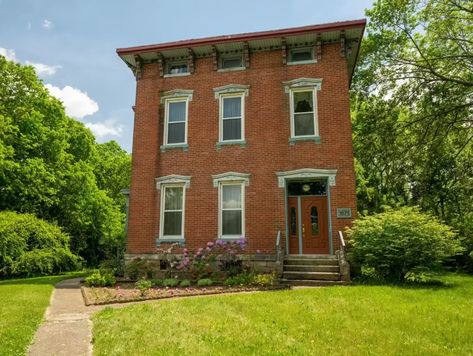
(256, 249, 261, 254)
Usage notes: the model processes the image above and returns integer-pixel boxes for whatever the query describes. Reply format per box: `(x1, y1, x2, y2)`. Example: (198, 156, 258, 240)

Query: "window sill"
(160, 143, 189, 152)
(156, 238, 185, 246)
(216, 237, 246, 242)
(287, 59, 317, 66)
(163, 72, 191, 78)
(289, 136, 321, 145)
(216, 140, 246, 149)
(217, 67, 246, 73)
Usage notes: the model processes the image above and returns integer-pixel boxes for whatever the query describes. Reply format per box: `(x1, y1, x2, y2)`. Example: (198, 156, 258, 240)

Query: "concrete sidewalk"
(28, 278, 100, 356)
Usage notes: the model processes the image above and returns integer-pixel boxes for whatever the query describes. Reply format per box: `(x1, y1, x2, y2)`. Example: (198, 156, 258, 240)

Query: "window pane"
(163, 211, 182, 235)
(222, 57, 243, 69)
(294, 113, 315, 136)
(290, 207, 297, 235)
(293, 91, 313, 113)
(169, 64, 188, 74)
(222, 185, 241, 209)
(311, 207, 319, 234)
(168, 102, 186, 122)
(164, 187, 183, 210)
(222, 210, 242, 235)
(167, 122, 185, 143)
(223, 97, 241, 118)
(222, 118, 241, 141)
(291, 50, 312, 62)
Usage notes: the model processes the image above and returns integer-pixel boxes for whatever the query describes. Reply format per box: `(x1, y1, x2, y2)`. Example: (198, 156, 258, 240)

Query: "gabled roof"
(117, 19, 366, 84)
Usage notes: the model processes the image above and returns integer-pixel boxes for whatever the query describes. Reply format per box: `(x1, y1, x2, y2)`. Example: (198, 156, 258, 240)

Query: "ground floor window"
(219, 182, 244, 238)
(160, 185, 185, 239)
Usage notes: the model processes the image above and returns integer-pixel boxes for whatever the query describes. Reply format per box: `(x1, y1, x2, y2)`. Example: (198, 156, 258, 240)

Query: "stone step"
(283, 264, 340, 273)
(286, 254, 336, 259)
(284, 258, 339, 266)
(283, 271, 341, 281)
(281, 279, 349, 287)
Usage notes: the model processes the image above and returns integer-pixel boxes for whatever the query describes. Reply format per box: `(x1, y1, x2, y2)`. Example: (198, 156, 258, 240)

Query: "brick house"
(117, 19, 365, 283)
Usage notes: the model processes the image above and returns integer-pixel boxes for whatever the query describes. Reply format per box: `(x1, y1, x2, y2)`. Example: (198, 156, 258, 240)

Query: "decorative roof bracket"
(316, 34, 323, 61)
(340, 30, 346, 58)
(211, 45, 218, 71)
(243, 42, 250, 68)
(281, 38, 287, 65)
(187, 48, 195, 74)
(157, 52, 164, 77)
(133, 55, 143, 79)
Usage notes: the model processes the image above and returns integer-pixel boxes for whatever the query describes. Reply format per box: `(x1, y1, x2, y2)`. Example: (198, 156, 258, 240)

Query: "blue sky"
(0, 0, 373, 152)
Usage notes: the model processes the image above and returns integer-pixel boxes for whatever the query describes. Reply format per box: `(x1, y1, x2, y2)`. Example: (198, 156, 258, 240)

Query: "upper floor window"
(283, 78, 322, 141)
(220, 55, 244, 70)
(166, 61, 189, 76)
(288, 48, 315, 64)
(161, 90, 193, 149)
(291, 89, 317, 137)
(213, 84, 249, 145)
(165, 99, 188, 144)
(220, 94, 244, 142)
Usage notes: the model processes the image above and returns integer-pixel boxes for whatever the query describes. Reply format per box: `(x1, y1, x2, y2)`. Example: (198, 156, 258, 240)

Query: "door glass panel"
(311, 206, 319, 234)
(290, 207, 296, 235)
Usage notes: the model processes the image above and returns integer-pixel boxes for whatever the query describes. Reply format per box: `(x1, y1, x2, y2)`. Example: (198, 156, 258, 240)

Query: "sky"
(0, 0, 374, 152)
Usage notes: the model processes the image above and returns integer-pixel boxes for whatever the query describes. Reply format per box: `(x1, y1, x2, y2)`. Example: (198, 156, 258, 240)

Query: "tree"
(0, 56, 130, 266)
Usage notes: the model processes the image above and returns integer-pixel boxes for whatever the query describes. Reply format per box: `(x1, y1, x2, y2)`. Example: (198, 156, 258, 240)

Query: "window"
(220, 55, 244, 70)
(220, 94, 244, 142)
(290, 88, 318, 137)
(164, 98, 188, 145)
(219, 182, 244, 238)
(166, 61, 188, 75)
(288, 48, 314, 63)
(160, 185, 185, 239)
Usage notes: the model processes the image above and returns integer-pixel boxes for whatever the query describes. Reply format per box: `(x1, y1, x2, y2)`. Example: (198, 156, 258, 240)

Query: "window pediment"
(276, 168, 337, 187)
(283, 78, 322, 93)
(212, 172, 250, 187)
(155, 174, 191, 189)
(213, 84, 250, 99)
(160, 89, 193, 103)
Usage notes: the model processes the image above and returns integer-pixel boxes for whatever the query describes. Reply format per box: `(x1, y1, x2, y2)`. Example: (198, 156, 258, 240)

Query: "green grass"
(0, 273, 83, 356)
(93, 274, 473, 356)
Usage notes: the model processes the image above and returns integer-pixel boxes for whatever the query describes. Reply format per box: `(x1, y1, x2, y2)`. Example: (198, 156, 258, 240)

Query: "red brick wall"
(126, 43, 356, 255)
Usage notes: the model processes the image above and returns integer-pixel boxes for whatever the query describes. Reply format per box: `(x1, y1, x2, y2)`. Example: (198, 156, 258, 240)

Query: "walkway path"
(28, 278, 100, 356)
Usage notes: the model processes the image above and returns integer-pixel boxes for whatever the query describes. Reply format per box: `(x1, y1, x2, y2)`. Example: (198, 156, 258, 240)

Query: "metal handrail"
(276, 230, 281, 249)
(338, 231, 346, 249)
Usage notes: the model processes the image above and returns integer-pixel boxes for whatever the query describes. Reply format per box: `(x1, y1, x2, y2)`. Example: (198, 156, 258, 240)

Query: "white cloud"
(85, 120, 123, 138)
(0, 47, 17, 61)
(45, 84, 99, 119)
(42, 19, 53, 29)
(25, 61, 61, 76)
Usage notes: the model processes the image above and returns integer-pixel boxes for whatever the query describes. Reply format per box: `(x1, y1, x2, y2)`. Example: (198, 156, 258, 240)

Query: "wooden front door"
(288, 196, 329, 254)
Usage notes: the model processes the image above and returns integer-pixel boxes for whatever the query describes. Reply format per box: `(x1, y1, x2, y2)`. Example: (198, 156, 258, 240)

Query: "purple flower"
(256, 249, 261, 254)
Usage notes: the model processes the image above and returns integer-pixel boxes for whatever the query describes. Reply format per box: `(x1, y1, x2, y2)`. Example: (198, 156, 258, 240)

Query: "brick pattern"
(126, 43, 356, 255)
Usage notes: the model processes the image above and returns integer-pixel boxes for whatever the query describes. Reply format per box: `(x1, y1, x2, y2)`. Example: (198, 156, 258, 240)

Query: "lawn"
(0, 274, 82, 356)
(92, 274, 473, 356)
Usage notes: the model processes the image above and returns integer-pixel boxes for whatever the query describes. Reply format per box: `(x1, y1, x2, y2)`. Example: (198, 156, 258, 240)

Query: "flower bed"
(81, 283, 289, 306)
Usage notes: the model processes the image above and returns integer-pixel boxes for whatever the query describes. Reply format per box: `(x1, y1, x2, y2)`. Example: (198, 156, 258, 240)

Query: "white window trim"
(218, 54, 245, 71)
(289, 87, 319, 138)
(219, 93, 245, 143)
(287, 47, 317, 65)
(159, 183, 186, 241)
(163, 97, 190, 146)
(212, 172, 250, 239)
(218, 181, 245, 239)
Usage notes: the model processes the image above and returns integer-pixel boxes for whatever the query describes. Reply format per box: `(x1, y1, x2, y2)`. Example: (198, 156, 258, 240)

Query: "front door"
(288, 196, 329, 254)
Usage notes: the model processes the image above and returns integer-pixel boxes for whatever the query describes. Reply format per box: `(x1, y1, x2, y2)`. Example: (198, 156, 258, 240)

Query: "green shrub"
(135, 278, 152, 296)
(253, 273, 278, 286)
(0, 211, 80, 276)
(347, 207, 464, 281)
(125, 258, 154, 280)
(224, 272, 254, 286)
(85, 270, 116, 287)
(163, 278, 179, 287)
(179, 279, 191, 287)
(197, 278, 213, 287)
(151, 279, 163, 287)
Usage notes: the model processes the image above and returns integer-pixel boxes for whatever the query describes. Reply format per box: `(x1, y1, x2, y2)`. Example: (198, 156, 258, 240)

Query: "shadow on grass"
(0, 271, 86, 286)
(350, 273, 464, 290)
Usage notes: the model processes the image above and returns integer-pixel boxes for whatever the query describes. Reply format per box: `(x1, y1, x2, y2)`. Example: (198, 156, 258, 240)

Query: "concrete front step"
(283, 264, 340, 273)
(283, 271, 340, 281)
(281, 279, 349, 287)
(284, 258, 339, 266)
(286, 254, 336, 259)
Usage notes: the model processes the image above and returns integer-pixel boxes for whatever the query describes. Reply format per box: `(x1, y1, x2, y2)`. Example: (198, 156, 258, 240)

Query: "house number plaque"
(336, 208, 352, 218)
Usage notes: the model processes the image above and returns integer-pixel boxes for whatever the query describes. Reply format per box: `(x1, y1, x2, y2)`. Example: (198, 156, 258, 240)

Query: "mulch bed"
(81, 283, 290, 306)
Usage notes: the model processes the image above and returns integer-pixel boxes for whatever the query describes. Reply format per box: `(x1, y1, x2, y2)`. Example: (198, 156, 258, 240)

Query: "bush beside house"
(0, 211, 80, 277)
(347, 207, 464, 281)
